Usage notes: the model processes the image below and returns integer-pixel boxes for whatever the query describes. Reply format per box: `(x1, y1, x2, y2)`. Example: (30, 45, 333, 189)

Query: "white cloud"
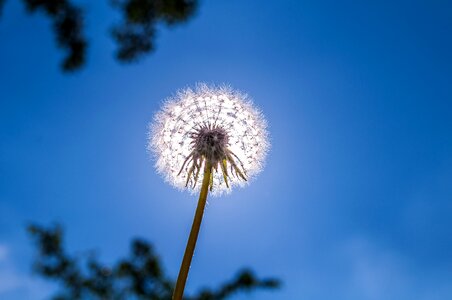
(290, 236, 452, 300)
(341, 237, 411, 300)
(0, 244, 21, 294)
(0, 244, 9, 262)
(339, 237, 452, 300)
(0, 243, 53, 299)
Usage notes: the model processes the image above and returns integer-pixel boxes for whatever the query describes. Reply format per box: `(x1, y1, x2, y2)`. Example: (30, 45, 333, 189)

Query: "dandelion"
(148, 83, 269, 300)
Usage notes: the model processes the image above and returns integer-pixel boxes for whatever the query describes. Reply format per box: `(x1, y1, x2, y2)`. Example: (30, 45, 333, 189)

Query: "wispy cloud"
(340, 237, 452, 300)
(0, 244, 9, 262)
(290, 236, 452, 300)
(0, 243, 52, 299)
(341, 237, 412, 300)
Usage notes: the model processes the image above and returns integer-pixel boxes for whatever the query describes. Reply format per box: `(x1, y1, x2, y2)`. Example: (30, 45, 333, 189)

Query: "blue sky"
(1, 0, 451, 299)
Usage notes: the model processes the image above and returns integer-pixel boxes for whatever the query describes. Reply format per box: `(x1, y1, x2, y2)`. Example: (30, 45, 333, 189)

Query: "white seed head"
(148, 83, 269, 196)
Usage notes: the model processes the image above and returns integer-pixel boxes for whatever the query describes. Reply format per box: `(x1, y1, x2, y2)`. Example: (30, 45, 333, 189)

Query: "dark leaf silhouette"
(0, 0, 198, 71)
(0, 0, 5, 16)
(22, 0, 87, 71)
(28, 224, 280, 299)
(111, 0, 197, 62)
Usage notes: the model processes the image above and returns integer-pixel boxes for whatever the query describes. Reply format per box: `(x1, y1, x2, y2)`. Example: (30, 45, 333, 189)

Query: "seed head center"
(192, 126, 229, 164)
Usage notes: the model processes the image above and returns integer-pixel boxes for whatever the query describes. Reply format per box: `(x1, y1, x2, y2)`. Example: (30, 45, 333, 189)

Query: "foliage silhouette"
(1, 0, 198, 71)
(28, 224, 280, 300)
(111, 0, 197, 62)
(0, 0, 5, 16)
(21, 0, 87, 71)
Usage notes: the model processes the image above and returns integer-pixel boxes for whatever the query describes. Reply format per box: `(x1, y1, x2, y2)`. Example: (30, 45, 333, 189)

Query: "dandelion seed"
(149, 83, 269, 195)
(148, 83, 269, 300)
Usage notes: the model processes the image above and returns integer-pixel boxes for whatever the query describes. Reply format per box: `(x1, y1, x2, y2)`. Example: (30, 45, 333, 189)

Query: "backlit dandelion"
(148, 83, 269, 300)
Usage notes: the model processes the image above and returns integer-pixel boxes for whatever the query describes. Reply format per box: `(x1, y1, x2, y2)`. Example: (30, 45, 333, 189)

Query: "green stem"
(172, 161, 212, 300)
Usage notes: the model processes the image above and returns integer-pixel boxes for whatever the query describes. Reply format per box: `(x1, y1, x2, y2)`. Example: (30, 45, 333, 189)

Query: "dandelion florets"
(149, 83, 269, 195)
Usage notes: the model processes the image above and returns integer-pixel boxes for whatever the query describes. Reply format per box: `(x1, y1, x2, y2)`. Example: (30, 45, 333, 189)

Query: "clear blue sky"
(1, 0, 451, 299)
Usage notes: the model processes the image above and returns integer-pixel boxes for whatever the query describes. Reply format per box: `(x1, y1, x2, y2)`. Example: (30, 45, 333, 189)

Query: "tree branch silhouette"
(0, 0, 5, 16)
(0, 0, 198, 71)
(111, 0, 197, 62)
(28, 224, 280, 300)
(22, 0, 87, 71)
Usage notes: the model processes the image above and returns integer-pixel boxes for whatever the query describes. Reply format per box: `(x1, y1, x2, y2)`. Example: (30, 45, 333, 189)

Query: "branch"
(27, 223, 280, 300)
(188, 269, 280, 300)
(111, 0, 198, 62)
(22, 0, 87, 71)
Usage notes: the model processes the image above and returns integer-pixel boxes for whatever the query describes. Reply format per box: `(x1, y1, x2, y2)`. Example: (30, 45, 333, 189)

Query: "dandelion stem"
(172, 161, 212, 300)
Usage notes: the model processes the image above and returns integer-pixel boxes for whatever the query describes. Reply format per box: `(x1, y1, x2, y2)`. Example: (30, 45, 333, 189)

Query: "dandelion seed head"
(149, 83, 269, 196)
